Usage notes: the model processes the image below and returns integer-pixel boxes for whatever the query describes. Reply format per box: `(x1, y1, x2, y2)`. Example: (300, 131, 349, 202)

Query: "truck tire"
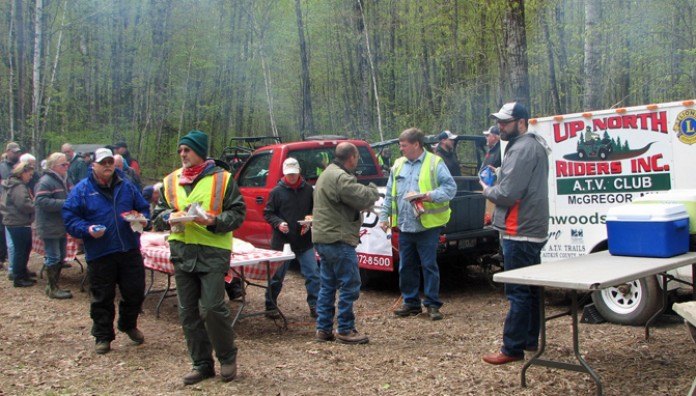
(591, 275, 662, 325)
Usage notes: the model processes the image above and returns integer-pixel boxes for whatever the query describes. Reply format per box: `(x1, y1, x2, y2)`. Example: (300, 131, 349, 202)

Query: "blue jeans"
(7, 226, 32, 281)
(314, 242, 361, 334)
(43, 237, 67, 268)
(5, 227, 15, 275)
(501, 239, 546, 358)
(265, 248, 320, 310)
(398, 227, 442, 308)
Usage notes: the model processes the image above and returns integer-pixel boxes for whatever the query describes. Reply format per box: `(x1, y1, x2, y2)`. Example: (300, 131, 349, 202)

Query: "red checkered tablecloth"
(31, 229, 81, 262)
(141, 244, 293, 281)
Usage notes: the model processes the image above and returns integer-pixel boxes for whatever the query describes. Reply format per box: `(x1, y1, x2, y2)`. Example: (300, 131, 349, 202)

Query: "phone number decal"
(357, 253, 393, 271)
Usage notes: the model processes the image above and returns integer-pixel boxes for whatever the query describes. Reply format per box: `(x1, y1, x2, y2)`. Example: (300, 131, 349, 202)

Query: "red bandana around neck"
(282, 175, 302, 190)
(180, 160, 214, 185)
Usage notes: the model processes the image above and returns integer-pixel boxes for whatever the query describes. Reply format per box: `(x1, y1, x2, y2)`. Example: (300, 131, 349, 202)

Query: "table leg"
(144, 269, 155, 296)
(230, 268, 246, 329)
(645, 273, 669, 340)
(263, 261, 288, 330)
(155, 274, 173, 319)
(74, 258, 84, 274)
(521, 288, 603, 395)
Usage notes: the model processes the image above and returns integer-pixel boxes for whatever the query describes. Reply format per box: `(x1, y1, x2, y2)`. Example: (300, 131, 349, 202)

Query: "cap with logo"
(483, 126, 500, 136)
(282, 157, 301, 175)
(490, 102, 530, 121)
(94, 148, 114, 163)
(5, 142, 21, 153)
(437, 130, 458, 141)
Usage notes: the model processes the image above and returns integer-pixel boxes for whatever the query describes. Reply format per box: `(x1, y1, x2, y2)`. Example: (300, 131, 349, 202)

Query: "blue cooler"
(606, 203, 690, 258)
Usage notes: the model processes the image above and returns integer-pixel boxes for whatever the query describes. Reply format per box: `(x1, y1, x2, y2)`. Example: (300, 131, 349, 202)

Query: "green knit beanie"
(178, 130, 208, 160)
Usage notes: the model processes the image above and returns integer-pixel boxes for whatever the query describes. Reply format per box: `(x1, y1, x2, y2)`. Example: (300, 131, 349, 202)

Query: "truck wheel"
(591, 276, 662, 325)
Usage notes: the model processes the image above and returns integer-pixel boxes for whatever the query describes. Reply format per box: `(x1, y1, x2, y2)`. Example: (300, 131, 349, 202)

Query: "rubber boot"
(46, 265, 72, 299)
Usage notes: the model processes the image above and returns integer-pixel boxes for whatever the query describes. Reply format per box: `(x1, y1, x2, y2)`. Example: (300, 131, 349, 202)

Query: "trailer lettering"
(613, 176, 652, 190)
(629, 153, 669, 173)
(556, 160, 622, 177)
(592, 111, 668, 133)
(567, 193, 633, 205)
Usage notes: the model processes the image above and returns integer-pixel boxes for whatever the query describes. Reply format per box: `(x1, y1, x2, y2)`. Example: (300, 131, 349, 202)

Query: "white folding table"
(493, 251, 696, 396)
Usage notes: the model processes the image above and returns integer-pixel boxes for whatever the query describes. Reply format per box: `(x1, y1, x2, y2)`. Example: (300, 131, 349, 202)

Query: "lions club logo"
(674, 109, 696, 145)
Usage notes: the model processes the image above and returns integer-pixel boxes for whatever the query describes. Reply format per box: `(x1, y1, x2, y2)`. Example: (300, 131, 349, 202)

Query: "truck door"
(235, 151, 273, 248)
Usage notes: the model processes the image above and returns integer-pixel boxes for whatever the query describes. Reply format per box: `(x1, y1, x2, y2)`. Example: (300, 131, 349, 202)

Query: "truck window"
(287, 146, 378, 180)
(237, 151, 272, 187)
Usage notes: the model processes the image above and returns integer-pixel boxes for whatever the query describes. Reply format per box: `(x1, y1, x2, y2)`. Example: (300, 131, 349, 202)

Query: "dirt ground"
(0, 254, 694, 396)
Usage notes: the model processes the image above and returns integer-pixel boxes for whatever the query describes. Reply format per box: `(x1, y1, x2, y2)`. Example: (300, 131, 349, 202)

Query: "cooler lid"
(606, 203, 689, 222)
(633, 189, 696, 203)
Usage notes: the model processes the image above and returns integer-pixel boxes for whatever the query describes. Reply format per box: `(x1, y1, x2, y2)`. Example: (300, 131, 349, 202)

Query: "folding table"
(493, 251, 696, 396)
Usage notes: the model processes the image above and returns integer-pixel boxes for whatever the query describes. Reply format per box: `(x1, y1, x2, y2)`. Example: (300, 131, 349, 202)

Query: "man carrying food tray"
(62, 148, 150, 355)
(379, 127, 456, 321)
(152, 130, 246, 385)
(263, 157, 320, 319)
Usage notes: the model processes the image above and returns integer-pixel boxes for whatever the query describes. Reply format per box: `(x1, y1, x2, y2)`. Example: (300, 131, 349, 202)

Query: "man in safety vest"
(379, 127, 456, 320)
(152, 130, 246, 385)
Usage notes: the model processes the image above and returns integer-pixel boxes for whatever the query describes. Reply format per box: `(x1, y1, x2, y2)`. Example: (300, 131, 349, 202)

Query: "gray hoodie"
(483, 132, 550, 240)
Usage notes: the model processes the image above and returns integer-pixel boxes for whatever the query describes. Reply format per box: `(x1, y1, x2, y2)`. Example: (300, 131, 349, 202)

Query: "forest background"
(1, 0, 695, 179)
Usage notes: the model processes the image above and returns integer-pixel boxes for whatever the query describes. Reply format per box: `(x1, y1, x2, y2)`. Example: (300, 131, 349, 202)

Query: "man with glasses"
(63, 148, 150, 355)
(380, 128, 457, 321)
(152, 130, 246, 385)
(480, 102, 551, 365)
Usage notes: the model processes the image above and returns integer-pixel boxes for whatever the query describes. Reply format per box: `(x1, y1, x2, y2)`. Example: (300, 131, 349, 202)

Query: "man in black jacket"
(263, 157, 320, 318)
(435, 130, 461, 176)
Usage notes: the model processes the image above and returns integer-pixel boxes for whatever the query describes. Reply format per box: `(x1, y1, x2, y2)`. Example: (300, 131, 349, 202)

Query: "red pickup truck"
(232, 138, 385, 248)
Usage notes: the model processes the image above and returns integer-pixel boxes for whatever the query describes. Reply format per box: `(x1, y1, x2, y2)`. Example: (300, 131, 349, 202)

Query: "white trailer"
(528, 100, 696, 324)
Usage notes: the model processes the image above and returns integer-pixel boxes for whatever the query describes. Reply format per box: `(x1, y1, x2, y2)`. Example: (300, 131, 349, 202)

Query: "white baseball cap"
(94, 148, 114, 163)
(282, 157, 300, 175)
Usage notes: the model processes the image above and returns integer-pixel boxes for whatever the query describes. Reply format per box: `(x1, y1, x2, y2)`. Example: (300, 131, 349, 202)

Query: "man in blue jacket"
(63, 148, 150, 355)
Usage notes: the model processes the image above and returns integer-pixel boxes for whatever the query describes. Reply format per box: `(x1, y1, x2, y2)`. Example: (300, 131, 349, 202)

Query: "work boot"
(335, 329, 369, 345)
(427, 306, 443, 321)
(95, 341, 111, 354)
(27, 270, 37, 278)
(315, 329, 335, 342)
(394, 304, 422, 317)
(220, 361, 237, 382)
(13, 278, 35, 288)
(183, 368, 215, 385)
(123, 328, 145, 344)
(45, 265, 73, 299)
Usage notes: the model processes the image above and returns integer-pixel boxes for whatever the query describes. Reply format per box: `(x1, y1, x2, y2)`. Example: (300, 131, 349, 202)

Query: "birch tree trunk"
(583, 0, 602, 111)
(295, 0, 314, 139)
(7, 0, 16, 141)
(357, 0, 383, 141)
(41, 0, 68, 136)
(31, 0, 43, 153)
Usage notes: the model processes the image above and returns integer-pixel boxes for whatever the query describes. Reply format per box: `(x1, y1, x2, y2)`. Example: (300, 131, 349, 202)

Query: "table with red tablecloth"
(140, 239, 294, 327)
(31, 229, 87, 290)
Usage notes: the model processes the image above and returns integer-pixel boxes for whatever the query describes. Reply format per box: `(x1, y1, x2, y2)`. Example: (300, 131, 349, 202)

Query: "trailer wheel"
(591, 276, 662, 325)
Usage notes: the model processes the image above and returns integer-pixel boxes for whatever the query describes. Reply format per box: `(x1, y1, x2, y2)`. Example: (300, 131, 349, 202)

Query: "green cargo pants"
(175, 270, 237, 372)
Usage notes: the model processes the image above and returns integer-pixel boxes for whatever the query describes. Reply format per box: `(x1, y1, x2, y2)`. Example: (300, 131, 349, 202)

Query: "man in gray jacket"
(35, 153, 73, 299)
(480, 102, 550, 365)
(312, 142, 379, 345)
